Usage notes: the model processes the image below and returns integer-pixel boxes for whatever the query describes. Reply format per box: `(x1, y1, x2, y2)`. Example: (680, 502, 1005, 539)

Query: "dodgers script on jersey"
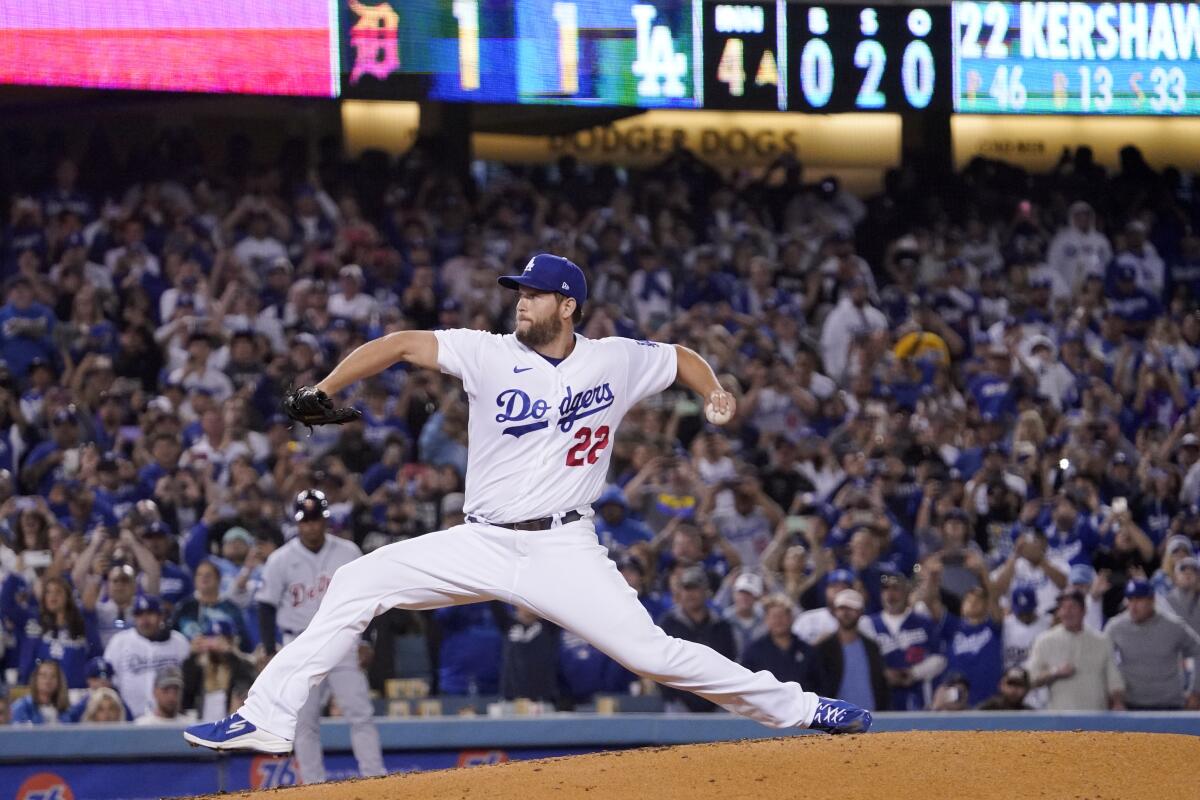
(434, 330, 677, 522)
(257, 536, 364, 633)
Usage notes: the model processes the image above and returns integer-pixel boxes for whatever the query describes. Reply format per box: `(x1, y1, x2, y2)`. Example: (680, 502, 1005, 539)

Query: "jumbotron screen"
(340, 0, 950, 111)
(0, 0, 339, 96)
(953, 1, 1200, 114)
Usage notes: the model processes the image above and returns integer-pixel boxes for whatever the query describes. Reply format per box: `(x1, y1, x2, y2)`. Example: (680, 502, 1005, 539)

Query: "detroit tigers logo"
(288, 575, 332, 607)
(496, 389, 551, 437)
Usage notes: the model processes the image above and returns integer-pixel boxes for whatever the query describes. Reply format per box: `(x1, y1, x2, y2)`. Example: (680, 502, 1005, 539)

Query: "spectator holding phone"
(922, 557, 1005, 706)
(704, 476, 784, 571)
(992, 527, 1069, 617)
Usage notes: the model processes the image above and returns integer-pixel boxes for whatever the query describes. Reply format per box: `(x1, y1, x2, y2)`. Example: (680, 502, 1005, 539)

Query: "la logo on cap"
(523, 259, 535, 274)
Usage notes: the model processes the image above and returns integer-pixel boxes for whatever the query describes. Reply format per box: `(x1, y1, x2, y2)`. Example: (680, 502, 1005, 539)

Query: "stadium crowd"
(1, 129, 1199, 726)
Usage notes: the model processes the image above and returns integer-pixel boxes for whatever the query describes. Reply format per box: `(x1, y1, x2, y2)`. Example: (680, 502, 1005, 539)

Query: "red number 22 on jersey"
(565, 425, 610, 466)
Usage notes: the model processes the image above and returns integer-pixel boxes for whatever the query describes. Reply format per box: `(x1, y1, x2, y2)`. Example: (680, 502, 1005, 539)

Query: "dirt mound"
(205, 731, 1199, 800)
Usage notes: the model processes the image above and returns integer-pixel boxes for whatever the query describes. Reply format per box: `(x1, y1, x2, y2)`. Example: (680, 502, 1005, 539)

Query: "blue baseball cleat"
(808, 697, 873, 734)
(183, 712, 293, 754)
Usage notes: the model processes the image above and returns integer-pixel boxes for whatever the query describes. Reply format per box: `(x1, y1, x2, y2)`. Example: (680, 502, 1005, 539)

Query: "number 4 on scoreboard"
(716, 38, 778, 97)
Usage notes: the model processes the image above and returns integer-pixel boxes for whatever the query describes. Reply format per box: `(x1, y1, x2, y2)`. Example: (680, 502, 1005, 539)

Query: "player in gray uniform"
(185, 254, 870, 755)
(255, 489, 385, 783)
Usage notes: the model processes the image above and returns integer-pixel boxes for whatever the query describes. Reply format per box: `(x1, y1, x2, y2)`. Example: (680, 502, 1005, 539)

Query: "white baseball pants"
(289, 639, 386, 784)
(239, 520, 819, 738)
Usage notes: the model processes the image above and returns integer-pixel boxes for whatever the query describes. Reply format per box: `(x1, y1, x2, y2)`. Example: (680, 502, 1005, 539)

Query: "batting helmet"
(294, 488, 330, 522)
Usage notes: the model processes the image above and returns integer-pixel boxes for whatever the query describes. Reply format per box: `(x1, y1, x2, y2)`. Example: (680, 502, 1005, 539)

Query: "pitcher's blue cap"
(498, 254, 587, 306)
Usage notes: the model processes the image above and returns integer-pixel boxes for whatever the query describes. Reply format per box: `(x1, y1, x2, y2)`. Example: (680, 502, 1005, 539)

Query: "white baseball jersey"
(434, 330, 678, 523)
(257, 535, 364, 633)
(103, 629, 190, 716)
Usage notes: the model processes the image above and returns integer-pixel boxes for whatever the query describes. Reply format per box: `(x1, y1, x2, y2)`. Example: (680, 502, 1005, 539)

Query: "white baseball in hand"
(705, 391, 736, 425)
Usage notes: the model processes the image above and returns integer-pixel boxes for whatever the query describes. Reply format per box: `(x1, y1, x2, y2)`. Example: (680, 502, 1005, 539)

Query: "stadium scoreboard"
(340, 1, 951, 111)
(702, 3, 950, 111)
(952, 1, 1200, 114)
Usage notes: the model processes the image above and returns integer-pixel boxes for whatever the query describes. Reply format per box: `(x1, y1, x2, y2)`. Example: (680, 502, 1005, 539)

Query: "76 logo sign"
(565, 425, 610, 466)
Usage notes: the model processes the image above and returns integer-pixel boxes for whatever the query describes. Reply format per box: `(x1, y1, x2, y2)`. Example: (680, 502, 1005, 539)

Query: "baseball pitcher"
(185, 254, 870, 755)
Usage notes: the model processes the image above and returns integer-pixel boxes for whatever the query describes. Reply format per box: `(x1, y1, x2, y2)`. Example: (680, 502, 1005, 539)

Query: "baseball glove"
(282, 386, 362, 431)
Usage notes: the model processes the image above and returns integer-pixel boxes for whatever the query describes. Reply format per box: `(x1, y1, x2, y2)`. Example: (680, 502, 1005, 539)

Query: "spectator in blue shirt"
(21, 406, 82, 496)
(18, 576, 101, 688)
(813, 588, 889, 711)
(1041, 494, 1101, 567)
(1107, 264, 1163, 339)
(139, 521, 193, 610)
(171, 560, 252, 652)
(0, 276, 56, 378)
(594, 486, 654, 554)
(968, 342, 1020, 421)
(65, 657, 133, 722)
(740, 594, 819, 687)
(433, 604, 502, 695)
(923, 566, 1005, 707)
(10, 658, 72, 725)
(865, 569, 945, 711)
(616, 554, 670, 622)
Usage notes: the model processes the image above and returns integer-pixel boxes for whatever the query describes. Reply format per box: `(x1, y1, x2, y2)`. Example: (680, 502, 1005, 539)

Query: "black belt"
(466, 510, 584, 531)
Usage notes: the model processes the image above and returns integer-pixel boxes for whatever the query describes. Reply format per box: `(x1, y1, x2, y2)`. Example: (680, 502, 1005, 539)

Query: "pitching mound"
(205, 731, 1199, 800)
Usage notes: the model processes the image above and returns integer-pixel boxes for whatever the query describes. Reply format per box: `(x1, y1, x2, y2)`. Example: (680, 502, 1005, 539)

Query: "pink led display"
(0, 0, 336, 96)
